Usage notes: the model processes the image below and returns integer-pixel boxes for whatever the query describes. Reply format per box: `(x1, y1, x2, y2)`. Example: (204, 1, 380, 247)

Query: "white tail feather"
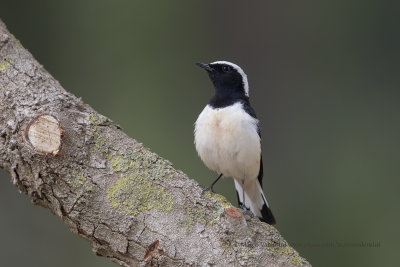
(234, 179, 269, 218)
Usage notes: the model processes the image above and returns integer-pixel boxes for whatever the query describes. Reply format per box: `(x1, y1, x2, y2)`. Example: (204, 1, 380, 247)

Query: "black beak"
(195, 62, 213, 72)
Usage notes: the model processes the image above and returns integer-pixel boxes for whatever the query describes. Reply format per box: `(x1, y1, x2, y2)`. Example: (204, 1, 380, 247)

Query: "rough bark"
(0, 19, 311, 267)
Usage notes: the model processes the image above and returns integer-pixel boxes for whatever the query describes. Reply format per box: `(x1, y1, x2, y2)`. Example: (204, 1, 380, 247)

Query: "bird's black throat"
(208, 85, 258, 121)
(208, 84, 249, 109)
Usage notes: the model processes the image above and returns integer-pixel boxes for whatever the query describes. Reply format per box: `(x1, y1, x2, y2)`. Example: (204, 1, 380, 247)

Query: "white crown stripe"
(210, 61, 249, 96)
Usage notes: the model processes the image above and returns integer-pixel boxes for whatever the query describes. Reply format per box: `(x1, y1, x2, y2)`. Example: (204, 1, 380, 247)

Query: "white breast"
(194, 103, 261, 181)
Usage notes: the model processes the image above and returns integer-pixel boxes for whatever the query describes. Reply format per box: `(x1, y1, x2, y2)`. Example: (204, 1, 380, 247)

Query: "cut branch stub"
(225, 207, 243, 219)
(24, 114, 62, 155)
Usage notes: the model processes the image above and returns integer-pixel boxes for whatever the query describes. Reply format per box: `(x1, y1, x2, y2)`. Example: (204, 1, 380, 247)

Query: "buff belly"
(194, 103, 261, 182)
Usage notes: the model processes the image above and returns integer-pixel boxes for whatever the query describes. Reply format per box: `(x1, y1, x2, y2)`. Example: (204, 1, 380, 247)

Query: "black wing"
(241, 99, 263, 187)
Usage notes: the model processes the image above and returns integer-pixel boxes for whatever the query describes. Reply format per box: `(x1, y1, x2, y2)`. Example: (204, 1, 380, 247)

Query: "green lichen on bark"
(67, 170, 87, 188)
(88, 113, 111, 157)
(89, 113, 109, 126)
(111, 154, 131, 172)
(0, 58, 12, 72)
(94, 133, 109, 155)
(184, 202, 209, 229)
(10, 33, 23, 48)
(107, 172, 173, 215)
(110, 147, 175, 181)
(183, 191, 232, 232)
(207, 192, 232, 224)
(106, 148, 175, 215)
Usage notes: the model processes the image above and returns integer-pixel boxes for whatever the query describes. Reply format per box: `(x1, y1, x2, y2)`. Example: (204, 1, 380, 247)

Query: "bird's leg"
(240, 179, 247, 210)
(239, 179, 254, 218)
(202, 173, 223, 195)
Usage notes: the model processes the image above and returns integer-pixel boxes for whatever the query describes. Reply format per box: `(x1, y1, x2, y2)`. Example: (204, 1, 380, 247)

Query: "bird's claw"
(201, 186, 215, 196)
(239, 204, 254, 217)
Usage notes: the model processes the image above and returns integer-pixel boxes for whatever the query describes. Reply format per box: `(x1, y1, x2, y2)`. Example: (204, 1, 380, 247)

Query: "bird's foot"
(239, 204, 254, 217)
(201, 185, 215, 196)
(239, 203, 248, 212)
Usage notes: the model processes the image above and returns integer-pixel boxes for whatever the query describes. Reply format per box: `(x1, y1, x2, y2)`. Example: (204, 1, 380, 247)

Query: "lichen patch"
(107, 173, 174, 215)
(0, 57, 12, 72)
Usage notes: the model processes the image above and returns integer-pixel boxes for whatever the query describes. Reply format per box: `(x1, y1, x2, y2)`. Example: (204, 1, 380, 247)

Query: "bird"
(194, 61, 276, 225)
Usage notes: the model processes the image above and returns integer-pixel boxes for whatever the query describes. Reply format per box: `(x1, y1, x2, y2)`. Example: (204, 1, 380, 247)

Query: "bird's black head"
(196, 61, 249, 102)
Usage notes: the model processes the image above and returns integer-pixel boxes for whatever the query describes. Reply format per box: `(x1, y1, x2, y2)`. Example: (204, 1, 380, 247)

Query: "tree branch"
(0, 19, 311, 267)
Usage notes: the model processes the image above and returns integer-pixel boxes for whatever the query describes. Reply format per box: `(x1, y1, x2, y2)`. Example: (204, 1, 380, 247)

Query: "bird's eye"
(221, 65, 231, 72)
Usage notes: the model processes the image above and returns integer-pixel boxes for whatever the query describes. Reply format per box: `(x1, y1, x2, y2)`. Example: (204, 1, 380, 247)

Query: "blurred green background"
(1, 1, 399, 266)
